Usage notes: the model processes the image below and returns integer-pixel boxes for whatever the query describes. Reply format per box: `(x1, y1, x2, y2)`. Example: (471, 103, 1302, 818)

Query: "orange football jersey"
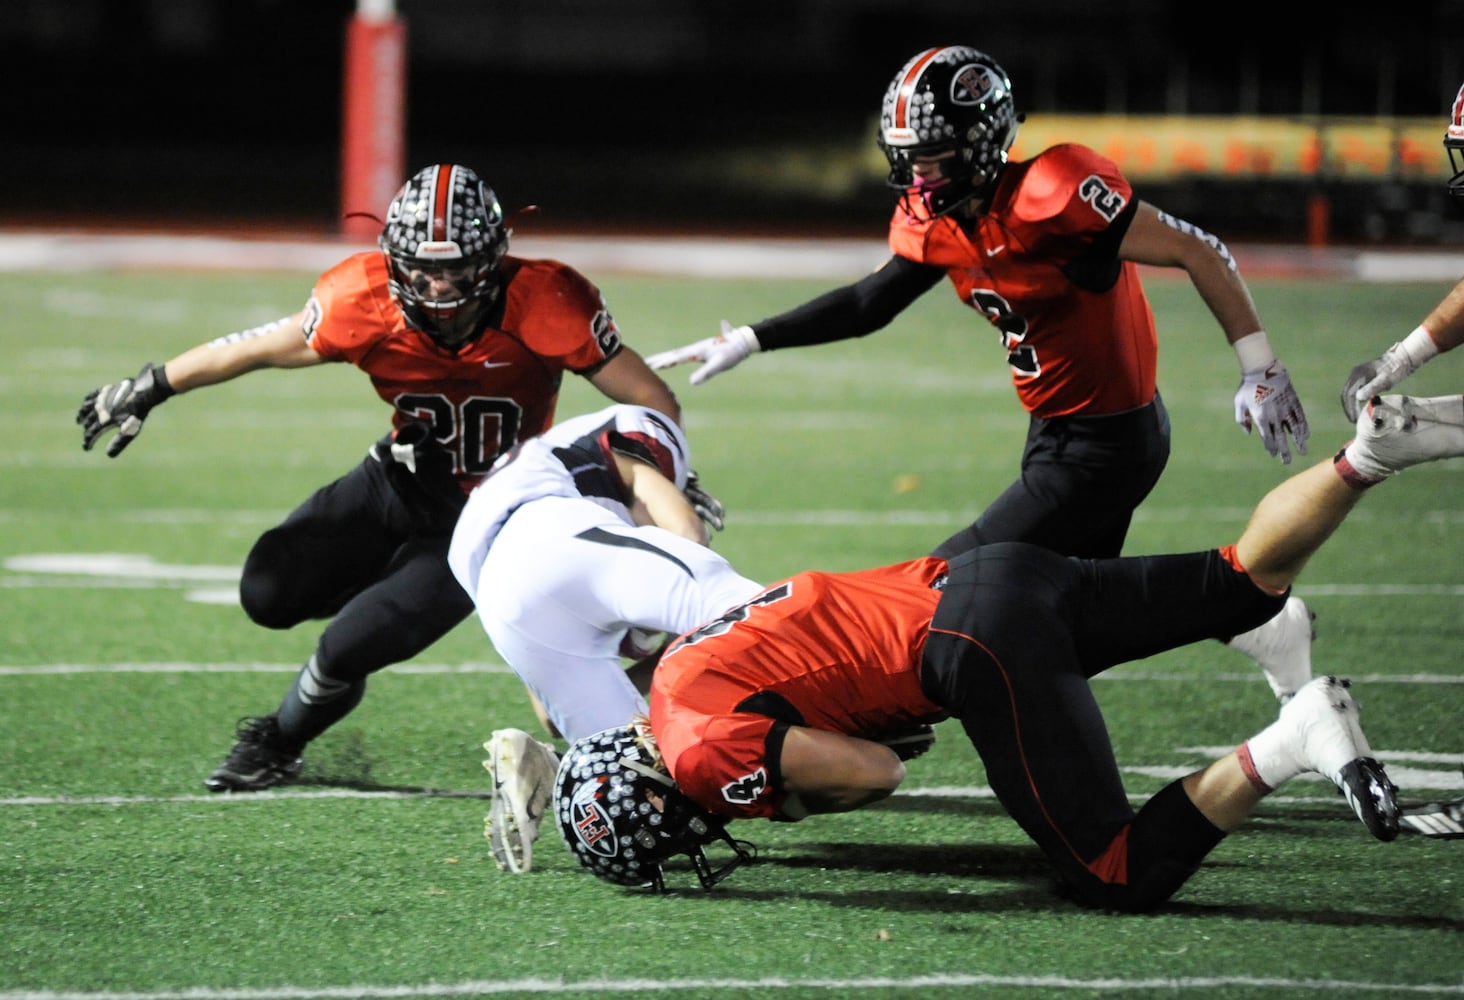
(303, 252, 621, 488)
(889, 144, 1158, 418)
(650, 556, 949, 819)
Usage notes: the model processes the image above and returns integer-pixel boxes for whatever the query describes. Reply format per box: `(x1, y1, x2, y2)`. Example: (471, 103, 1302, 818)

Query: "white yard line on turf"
(0, 970, 1460, 998)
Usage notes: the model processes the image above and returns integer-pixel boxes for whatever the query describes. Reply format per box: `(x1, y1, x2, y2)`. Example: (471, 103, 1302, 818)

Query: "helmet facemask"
(379, 164, 509, 350)
(556, 723, 756, 892)
(878, 46, 1021, 221)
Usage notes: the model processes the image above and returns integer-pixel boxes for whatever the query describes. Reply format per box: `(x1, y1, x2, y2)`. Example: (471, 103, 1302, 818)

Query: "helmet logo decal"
(569, 777, 618, 858)
(951, 64, 996, 107)
(720, 767, 769, 805)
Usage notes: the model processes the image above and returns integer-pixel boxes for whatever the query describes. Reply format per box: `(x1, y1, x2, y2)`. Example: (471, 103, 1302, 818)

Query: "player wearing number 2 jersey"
(648, 46, 1315, 701)
(76, 164, 681, 792)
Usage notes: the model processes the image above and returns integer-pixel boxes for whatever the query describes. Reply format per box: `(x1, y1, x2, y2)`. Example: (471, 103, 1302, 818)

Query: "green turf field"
(1, 255, 1461, 999)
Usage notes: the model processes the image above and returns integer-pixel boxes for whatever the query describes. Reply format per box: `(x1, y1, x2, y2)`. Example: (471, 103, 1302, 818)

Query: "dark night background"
(7, 0, 1464, 242)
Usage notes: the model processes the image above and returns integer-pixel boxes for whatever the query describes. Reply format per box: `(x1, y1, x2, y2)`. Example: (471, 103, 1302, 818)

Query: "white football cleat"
(1226, 596, 1315, 702)
(1335, 394, 1464, 485)
(483, 728, 561, 873)
(1278, 676, 1399, 841)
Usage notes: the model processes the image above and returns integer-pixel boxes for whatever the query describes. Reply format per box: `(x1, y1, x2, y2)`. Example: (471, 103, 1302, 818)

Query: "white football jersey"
(449, 404, 692, 597)
(446, 403, 761, 741)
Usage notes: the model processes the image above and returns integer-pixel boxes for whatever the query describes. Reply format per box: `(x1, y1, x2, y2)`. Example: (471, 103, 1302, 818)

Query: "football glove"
(645, 320, 760, 386)
(375, 421, 466, 531)
(76, 362, 175, 458)
(1234, 362, 1309, 464)
(684, 469, 726, 532)
(1340, 332, 1438, 422)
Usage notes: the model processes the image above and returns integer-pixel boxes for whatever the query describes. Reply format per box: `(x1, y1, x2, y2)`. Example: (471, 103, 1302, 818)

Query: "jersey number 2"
(969, 288, 1040, 378)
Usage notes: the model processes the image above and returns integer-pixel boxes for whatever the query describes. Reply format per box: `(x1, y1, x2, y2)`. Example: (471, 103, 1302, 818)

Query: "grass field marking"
(5, 506, 1464, 529)
(5, 552, 1462, 604)
(1, 970, 1461, 998)
(0, 662, 512, 675)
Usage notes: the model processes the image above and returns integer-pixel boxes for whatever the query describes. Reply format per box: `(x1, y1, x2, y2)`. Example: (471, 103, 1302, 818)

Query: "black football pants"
(920, 541, 1286, 911)
(933, 393, 1170, 560)
(237, 451, 474, 744)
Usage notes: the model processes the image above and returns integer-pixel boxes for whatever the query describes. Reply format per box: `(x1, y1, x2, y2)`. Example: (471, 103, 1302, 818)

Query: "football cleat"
(1280, 676, 1399, 841)
(204, 715, 304, 793)
(1225, 596, 1314, 702)
(483, 728, 561, 873)
(1335, 394, 1464, 485)
(1398, 798, 1464, 839)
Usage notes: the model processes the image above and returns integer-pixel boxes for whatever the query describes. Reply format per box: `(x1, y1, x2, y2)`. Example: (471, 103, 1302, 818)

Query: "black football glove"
(77, 362, 175, 458)
(376, 421, 467, 531)
(684, 469, 726, 533)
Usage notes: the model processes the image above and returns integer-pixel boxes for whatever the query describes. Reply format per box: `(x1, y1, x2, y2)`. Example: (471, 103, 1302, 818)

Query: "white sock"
(1239, 719, 1305, 792)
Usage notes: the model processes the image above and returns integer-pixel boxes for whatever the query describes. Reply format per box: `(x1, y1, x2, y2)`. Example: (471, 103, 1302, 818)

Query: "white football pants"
(469, 495, 762, 741)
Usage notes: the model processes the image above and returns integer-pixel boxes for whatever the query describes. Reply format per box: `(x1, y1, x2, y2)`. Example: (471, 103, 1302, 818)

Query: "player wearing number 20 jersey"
(76, 164, 682, 791)
(305, 251, 621, 488)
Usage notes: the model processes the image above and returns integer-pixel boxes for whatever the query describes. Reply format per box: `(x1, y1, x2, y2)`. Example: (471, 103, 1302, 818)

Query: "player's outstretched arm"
(76, 312, 321, 458)
(645, 321, 761, 386)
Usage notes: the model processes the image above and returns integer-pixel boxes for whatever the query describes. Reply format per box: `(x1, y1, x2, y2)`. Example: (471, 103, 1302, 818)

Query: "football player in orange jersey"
(648, 46, 1316, 702)
(76, 164, 683, 792)
(553, 402, 1464, 906)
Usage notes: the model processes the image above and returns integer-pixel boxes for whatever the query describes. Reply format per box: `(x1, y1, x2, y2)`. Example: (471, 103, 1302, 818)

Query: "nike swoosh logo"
(482, 360, 513, 369)
(986, 245, 1006, 257)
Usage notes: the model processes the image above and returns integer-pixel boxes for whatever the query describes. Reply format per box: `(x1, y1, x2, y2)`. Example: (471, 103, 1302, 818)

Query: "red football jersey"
(650, 556, 949, 820)
(889, 143, 1158, 418)
(303, 252, 621, 489)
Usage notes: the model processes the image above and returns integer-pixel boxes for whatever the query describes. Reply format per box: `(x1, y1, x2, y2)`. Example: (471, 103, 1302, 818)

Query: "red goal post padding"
(340, 2, 406, 241)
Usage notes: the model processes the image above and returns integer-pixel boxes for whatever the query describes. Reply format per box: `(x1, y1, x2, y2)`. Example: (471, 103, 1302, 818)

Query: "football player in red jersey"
(76, 164, 683, 792)
(553, 407, 1464, 905)
(648, 46, 1315, 701)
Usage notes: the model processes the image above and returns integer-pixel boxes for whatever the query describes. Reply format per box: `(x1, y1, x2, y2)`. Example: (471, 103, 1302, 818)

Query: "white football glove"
(76, 362, 175, 458)
(1341, 331, 1438, 422)
(645, 320, 760, 386)
(1234, 362, 1309, 464)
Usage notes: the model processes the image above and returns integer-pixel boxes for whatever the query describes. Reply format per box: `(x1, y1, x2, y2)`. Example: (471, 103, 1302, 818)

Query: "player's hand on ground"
(1234, 363, 1309, 464)
(645, 321, 759, 386)
(76, 362, 174, 458)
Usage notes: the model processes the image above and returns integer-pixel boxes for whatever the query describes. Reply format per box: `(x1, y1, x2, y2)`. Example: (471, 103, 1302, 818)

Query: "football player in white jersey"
(447, 403, 762, 871)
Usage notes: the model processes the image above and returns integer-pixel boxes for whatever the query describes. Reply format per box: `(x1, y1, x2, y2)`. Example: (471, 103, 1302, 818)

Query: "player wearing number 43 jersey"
(649, 46, 1315, 702)
(75, 163, 681, 793)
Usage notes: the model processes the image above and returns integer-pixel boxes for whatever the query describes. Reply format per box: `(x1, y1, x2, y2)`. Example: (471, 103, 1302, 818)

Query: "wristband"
(733, 325, 763, 354)
(1232, 331, 1276, 371)
(1400, 325, 1441, 365)
(150, 362, 176, 400)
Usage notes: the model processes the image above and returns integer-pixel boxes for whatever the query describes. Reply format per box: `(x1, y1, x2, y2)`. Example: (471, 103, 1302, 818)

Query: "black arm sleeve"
(751, 254, 945, 350)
